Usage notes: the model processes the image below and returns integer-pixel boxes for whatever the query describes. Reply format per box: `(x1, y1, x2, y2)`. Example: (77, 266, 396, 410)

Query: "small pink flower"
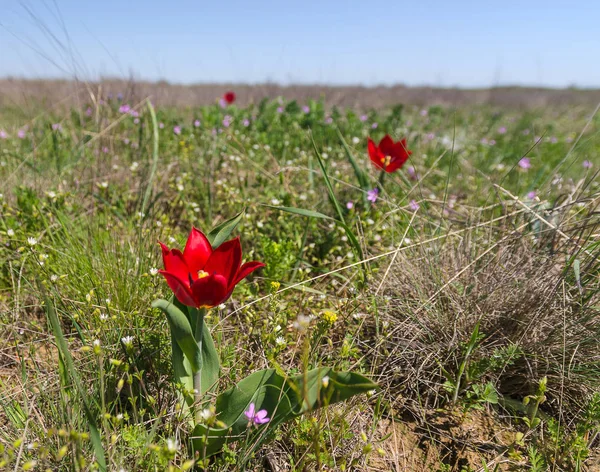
(218, 98, 227, 109)
(498, 126, 507, 134)
(0, 130, 8, 139)
(194, 119, 201, 127)
(52, 123, 62, 131)
(133, 118, 140, 124)
(420, 109, 428, 116)
(277, 106, 284, 113)
(523, 129, 530, 135)
(243, 119, 250, 127)
(409, 199, 420, 211)
(244, 403, 270, 425)
(223, 115, 232, 127)
(325, 116, 333, 124)
(159, 122, 165, 129)
(371, 122, 378, 129)
(583, 160, 593, 169)
(527, 191, 537, 200)
(489, 139, 496, 146)
(173, 126, 181, 135)
(359, 114, 368, 122)
(302, 105, 310, 114)
(346, 201, 354, 209)
(518, 157, 531, 169)
(85, 107, 93, 117)
(17, 129, 26, 139)
(102, 146, 109, 153)
(367, 188, 379, 203)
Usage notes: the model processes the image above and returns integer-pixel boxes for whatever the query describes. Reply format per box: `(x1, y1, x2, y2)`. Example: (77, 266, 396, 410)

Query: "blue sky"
(1, 0, 599, 88)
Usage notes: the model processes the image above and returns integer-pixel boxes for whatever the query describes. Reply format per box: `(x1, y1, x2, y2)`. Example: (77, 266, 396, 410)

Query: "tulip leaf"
(335, 127, 370, 198)
(207, 209, 245, 247)
(152, 299, 202, 373)
(265, 205, 334, 220)
(187, 305, 220, 395)
(192, 367, 377, 457)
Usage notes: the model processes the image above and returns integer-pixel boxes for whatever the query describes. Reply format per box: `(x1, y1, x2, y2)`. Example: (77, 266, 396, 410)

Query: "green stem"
(378, 169, 386, 191)
(194, 308, 206, 424)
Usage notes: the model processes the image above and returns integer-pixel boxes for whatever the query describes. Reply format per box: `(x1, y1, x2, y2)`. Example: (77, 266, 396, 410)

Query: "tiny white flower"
(299, 194, 307, 201)
(218, 304, 226, 310)
(50, 274, 59, 282)
(257, 221, 264, 228)
(322, 376, 330, 388)
(293, 314, 312, 331)
(47, 191, 57, 198)
(149, 268, 158, 276)
(271, 198, 281, 205)
(121, 336, 134, 346)
(100, 313, 108, 321)
(200, 408, 214, 421)
(352, 136, 360, 145)
(116, 413, 124, 421)
(275, 336, 286, 346)
(93, 339, 101, 347)
(7, 229, 14, 237)
(166, 438, 177, 453)
(27, 237, 37, 246)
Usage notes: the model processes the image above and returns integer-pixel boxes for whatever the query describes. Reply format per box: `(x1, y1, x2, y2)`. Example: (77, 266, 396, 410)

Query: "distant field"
(2, 77, 600, 110)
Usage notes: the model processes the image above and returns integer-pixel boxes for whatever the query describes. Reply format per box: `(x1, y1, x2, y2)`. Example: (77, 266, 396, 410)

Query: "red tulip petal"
(204, 237, 242, 284)
(385, 158, 405, 173)
(232, 261, 265, 288)
(191, 273, 229, 308)
(183, 227, 212, 274)
(159, 242, 190, 281)
(159, 270, 197, 307)
(367, 138, 384, 170)
(378, 135, 395, 156)
(394, 138, 412, 160)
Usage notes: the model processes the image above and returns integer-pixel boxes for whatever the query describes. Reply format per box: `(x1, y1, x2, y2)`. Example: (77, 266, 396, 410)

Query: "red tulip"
(159, 228, 264, 309)
(367, 135, 412, 173)
(224, 91, 236, 104)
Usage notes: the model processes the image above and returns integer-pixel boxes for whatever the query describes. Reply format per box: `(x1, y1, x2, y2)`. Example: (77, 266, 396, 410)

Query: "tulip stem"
(378, 170, 386, 191)
(193, 309, 205, 424)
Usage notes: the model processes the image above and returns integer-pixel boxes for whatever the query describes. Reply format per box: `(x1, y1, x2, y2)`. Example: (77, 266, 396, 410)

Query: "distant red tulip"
(159, 228, 264, 309)
(224, 91, 236, 104)
(367, 135, 412, 173)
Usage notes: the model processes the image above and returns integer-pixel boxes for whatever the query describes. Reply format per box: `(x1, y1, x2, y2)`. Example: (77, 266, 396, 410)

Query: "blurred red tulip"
(224, 91, 236, 104)
(367, 135, 412, 173)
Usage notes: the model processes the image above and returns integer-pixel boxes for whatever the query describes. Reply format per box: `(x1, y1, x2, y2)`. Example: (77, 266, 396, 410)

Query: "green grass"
(0, 95, 599, 471)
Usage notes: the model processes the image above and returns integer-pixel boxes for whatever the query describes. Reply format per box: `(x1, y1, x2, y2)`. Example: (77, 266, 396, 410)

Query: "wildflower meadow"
(0, 88, 599, 471)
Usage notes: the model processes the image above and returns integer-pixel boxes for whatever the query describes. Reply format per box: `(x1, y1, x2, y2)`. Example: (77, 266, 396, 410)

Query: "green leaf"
(187, 305, 220, 395)
(335, 127, 370, 196)
(152, 299, 202, 373)
(192, 367, 376, 457)
(207, 209, 245, 247)
(265, 205, 334, 220)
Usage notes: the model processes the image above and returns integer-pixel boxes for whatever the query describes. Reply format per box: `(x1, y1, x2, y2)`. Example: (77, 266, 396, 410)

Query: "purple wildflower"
(518, 157, 531, 169)
(302, 105, 310, 114)
(173, 126, 181, 135)
(498, 126, 507, 134)
(406, 166, 417, 180)
(194, 119, 201, 127)
(218, 98, 227, 109)
(223, 115, 232, 127)
(325, 116, 333, 124)
(17, 129, 26, 139)
(489, 139, 496, 146)
(0, 130, 7, 139)
(85, 107, 93, 117)
(52, 123, 62, 131)
(277, 106, 284, 114)
(527, 191, 537, 200)
(119, 104, 131, 114)
(346, 201, 354, 210)
(367, 188, 379, 203)
(420, 109, 428, 117)
(583, 160, 593, 169)
(371, 122, 378, 129)
(117, 93, 123, 101)
(102, 146, 109, 154)
(244, 403, 270, 425)
(159, 122, 165, 129)
(523, 129, 530, 135)
(242, 118, 250, 127)
(133, 118, 140, 124)
(123, 138, 130, 145)
(480, 138, 489, 145)
(409, 199, 420, 211)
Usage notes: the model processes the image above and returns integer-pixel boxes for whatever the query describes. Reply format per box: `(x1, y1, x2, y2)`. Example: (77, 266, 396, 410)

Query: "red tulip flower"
(367, 135, 412, 173)
(159, 228, 264, 309)
(223, 91, 236, 105)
